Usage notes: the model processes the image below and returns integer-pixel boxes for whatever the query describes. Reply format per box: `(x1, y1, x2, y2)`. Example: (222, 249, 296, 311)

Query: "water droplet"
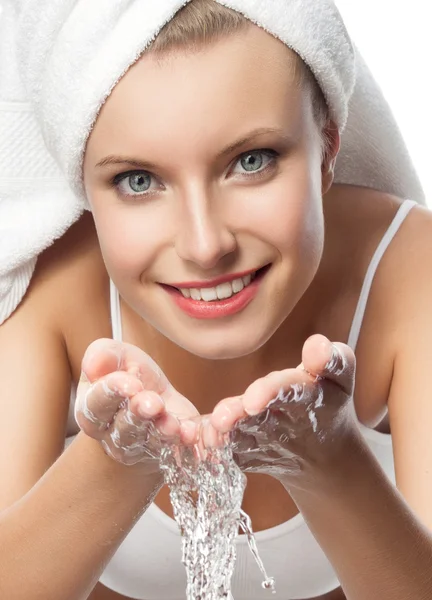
(262, 577, 276, 593)
(239, 510, 275, 593)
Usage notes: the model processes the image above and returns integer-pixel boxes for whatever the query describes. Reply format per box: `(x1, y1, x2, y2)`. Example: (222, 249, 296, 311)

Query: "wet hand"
(210, 335, 356, 486)
(75, 339, 199, 470)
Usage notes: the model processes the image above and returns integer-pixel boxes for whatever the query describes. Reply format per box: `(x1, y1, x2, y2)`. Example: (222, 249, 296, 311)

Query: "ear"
(321, 120, 340, 195)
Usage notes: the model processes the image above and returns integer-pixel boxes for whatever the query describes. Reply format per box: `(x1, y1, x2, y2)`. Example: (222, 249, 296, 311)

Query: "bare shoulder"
(332, 185, 432, 328)
(0, 214, 107, 508)
(372, 200, 432, 523)
(29, 211, 112, 382)
(327, 186, 431, 425)
(370, 197, 432, 331)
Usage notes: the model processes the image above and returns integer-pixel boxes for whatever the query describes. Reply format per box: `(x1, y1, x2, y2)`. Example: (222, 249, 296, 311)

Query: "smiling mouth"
(167, 265, 270, 303)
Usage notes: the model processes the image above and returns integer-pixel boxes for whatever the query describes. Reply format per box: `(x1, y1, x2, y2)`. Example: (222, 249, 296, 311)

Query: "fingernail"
(244, 406, 261, 416)
(244, 397, 261, 416)
(137, 394, 164, 419)
(85, 347, 121, 370)
(121, 378, 144, 396)
(213, 404, 235, 432)
(325, 344, 347, 375)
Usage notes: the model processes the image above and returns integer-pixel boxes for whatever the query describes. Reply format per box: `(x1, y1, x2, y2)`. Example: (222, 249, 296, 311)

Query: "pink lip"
(166, 267, 260, 290)
(161, 266, 269, 320)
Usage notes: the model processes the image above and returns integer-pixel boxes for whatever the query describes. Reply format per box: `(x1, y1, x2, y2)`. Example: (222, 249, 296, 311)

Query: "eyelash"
(110, 148, 280, 198)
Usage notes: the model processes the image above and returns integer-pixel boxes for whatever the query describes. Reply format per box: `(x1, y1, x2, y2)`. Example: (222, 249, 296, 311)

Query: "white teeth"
(216, 282, 233, 300)
(201, 287, 218, 302)
(190, 288, 202, 301)
(232, 277, 244, 293)
(179, 271, 257, 302)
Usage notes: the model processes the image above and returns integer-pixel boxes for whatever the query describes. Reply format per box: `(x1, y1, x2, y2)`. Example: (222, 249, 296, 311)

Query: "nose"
(175, 188, 236, 269)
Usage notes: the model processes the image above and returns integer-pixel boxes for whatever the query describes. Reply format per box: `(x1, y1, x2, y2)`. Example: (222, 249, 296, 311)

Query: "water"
(239, 510, 275, 593)
(160, 442, 275, 599)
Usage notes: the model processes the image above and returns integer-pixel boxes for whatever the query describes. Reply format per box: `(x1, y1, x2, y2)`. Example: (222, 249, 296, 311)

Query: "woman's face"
(84, 24, 334, 360)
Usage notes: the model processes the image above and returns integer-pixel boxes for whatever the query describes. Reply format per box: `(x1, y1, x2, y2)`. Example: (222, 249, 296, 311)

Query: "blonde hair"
(150, 0, 329, 131)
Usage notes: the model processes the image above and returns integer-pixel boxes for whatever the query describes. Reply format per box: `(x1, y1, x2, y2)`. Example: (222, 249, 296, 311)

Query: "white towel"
(0, 0, 425, 326)
(0, 3, 85, 323)
(335, 49, 424, 199)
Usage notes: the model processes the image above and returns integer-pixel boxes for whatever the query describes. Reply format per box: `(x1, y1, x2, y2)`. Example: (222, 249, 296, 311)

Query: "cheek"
(234, 162, 324, 261)
(90, 198, 171, 278)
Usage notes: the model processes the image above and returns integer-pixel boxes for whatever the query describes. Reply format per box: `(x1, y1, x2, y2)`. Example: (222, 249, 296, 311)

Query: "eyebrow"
(216, 127, 292, 158)
(95, 156, 158, 170)
(95, 127, 291, 170)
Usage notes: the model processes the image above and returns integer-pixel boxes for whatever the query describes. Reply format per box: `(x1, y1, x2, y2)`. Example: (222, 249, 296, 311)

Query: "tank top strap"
(109, 278, 123, 342)
(347, 200, 417, 352)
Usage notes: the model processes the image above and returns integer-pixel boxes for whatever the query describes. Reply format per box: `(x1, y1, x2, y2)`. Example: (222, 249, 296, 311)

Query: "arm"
(284, 206, 432, 600)
(1, 435, 162, 600)
(287, 430, 432, 600)
(0, 268, 162, 600)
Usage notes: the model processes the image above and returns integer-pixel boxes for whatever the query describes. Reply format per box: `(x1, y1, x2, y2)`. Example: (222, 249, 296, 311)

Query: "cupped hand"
(209, 335, 357, 485)
(75, 339, 199, 470)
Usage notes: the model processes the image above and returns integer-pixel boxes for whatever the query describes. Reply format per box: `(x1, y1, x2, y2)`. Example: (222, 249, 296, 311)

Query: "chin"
(172, 326, 273, 361)
(180, 342, 258, 361)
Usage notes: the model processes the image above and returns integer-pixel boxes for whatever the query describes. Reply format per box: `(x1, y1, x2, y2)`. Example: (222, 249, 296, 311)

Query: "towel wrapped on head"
(0, 0, 425, 326)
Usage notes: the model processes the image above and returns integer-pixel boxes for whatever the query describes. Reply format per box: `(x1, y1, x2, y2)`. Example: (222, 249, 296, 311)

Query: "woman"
(0, 1, 431, 599)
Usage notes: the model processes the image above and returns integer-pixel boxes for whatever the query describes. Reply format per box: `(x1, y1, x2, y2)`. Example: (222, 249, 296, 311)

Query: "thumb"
(81, 338, 123, 383)
(300, 334, 355, 396)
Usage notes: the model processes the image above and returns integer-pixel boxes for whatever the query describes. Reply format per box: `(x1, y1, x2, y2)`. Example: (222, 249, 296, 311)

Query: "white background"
(1, 3, 430, 204)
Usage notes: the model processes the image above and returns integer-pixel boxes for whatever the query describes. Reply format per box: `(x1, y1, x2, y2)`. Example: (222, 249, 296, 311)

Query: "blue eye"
(112, 170, 160, 197)
(128, 173, 151, 192)
(233, 150, 277, 175)
(241, 152, 263, 172)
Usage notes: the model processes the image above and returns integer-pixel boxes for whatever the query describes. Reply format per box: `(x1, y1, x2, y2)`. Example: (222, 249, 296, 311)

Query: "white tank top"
(70, 200, 416, 600)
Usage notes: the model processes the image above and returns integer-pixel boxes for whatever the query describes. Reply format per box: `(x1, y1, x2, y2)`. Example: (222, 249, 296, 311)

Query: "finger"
(154, 411, 181, 439)
(81, 339, 123, 383)
(241, 369, 312, 417)
(210, 396, 246, 433)
(301, 335, 355, 396)
(179, 418, 200, 446)
(160, 386, 200, 421)
(81, 339, 168, 395)
(75, 371, 143, 439)
(128, 389, 166, 420)
(200, 418, 225, 449)
(108, 405, 180, 462)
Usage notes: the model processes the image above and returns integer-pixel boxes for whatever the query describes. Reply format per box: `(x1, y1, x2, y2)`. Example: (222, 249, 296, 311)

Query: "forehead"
(88, 26, 306, 154)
